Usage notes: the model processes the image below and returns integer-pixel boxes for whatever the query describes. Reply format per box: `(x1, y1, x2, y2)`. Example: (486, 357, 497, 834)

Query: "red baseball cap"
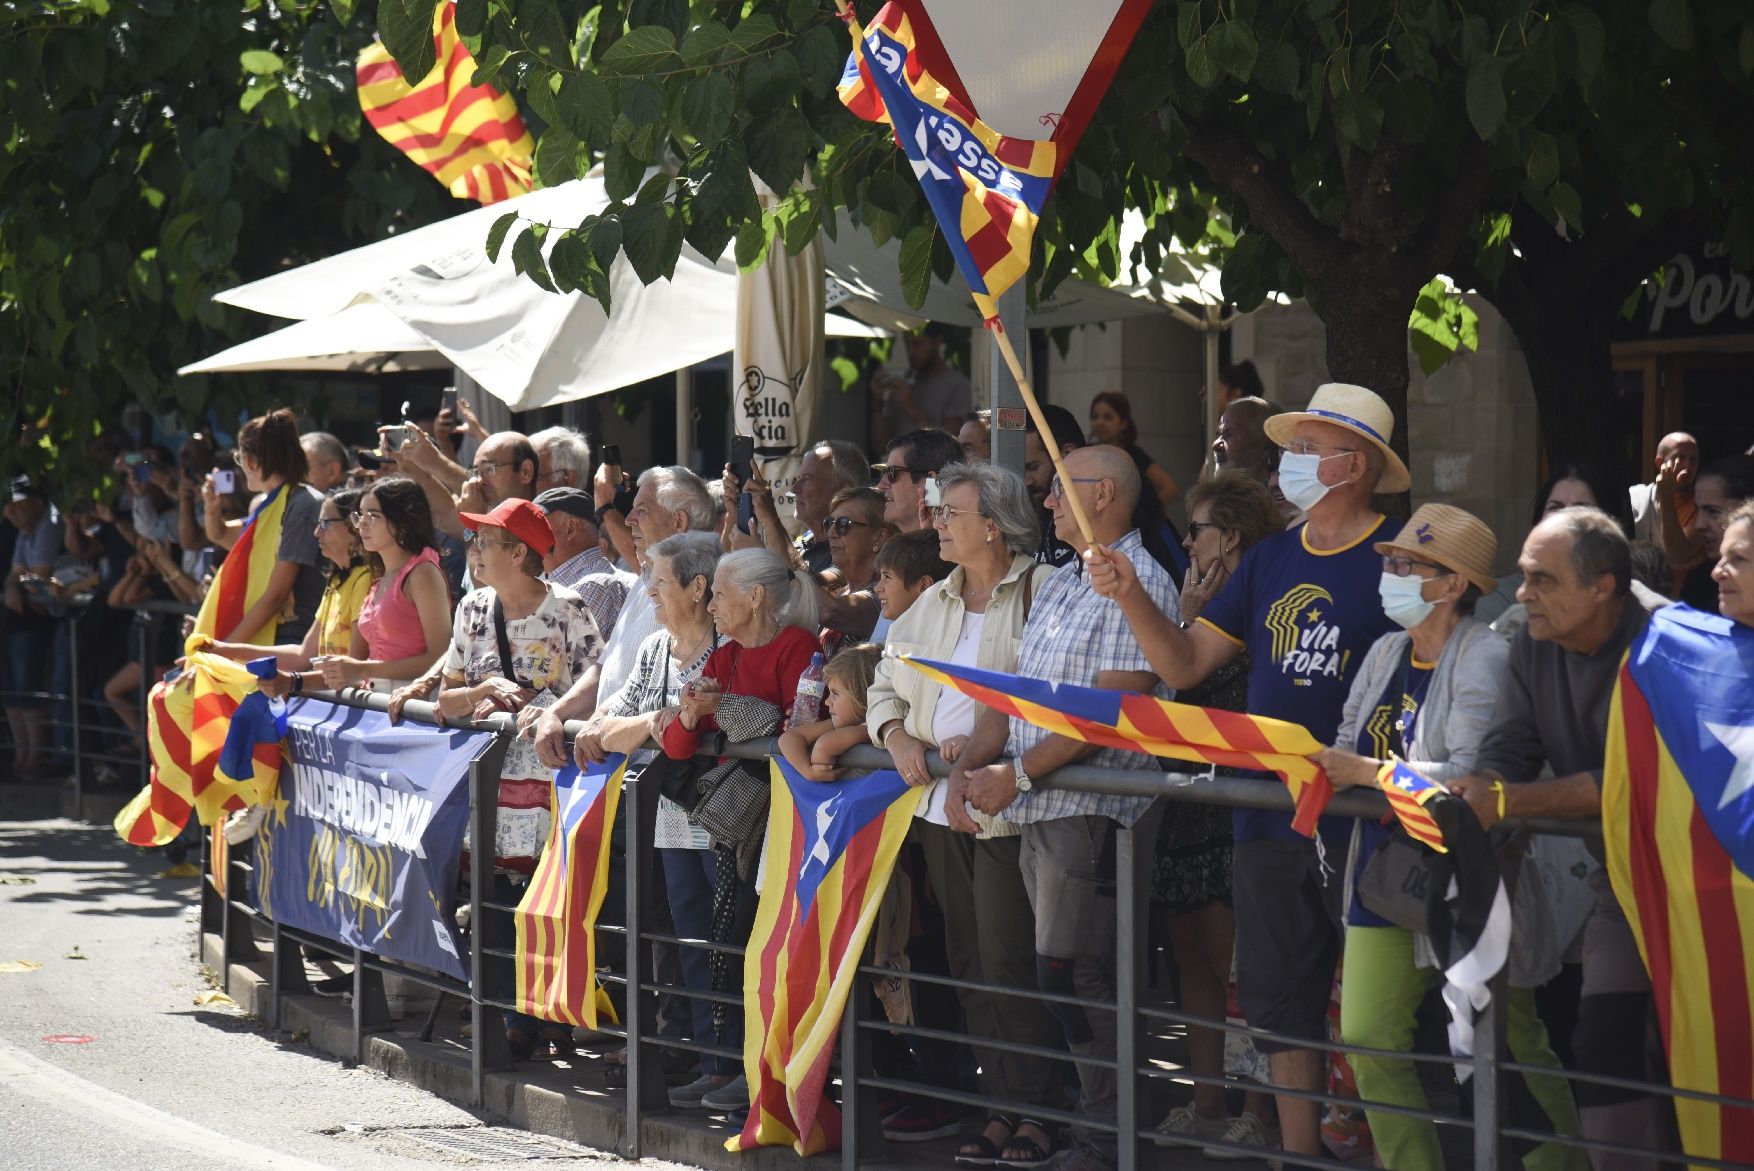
(458, 498, 555, 557)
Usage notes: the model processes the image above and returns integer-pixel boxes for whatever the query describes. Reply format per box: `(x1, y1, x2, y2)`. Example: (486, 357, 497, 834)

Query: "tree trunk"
(1506, 304, 1630, 483)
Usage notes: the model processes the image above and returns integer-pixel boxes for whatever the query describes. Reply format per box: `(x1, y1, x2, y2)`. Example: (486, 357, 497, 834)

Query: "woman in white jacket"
(864, 462, 1063, 1167)
(1315, 504, 1583, 1171)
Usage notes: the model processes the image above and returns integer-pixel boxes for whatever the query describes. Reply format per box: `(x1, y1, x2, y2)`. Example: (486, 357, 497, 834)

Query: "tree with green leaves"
(0, 0, 455, 484)
(404, 0, 1753, 481)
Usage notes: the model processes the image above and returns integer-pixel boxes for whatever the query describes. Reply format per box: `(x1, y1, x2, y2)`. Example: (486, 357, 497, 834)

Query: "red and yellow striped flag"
(115, 486, 290, 847)
(1604, 606, 1754, 1163)
(514, 756, 627, 1029)
(1374, 760, 1449, 853)
(357, 3, 534, 204)
(902, 656, 1335, 836)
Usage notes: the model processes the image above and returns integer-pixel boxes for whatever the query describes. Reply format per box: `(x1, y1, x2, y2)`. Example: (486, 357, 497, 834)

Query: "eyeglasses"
(315, 517, 349, 532)
(1185, 521, 1222, 540)
(820, 516, 871, 536)
(1280, 440, 1357, 458)
(349, 509, 386, 525)
(474, 536, 523, 551)
(472, 460, 516, 477)
(1382, 555, 1453, 578)
(929, 504, 983, 523)
(1046, 475, 1103, 500)
(874, 465, 926, 484)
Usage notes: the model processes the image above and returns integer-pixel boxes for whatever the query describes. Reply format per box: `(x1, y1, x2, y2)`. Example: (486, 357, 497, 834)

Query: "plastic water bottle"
(790, 652, 826, 728)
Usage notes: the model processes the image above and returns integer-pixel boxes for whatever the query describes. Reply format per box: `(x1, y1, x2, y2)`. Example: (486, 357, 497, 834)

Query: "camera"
(212, 470, 237, 494)
(381, 425, 411, 453)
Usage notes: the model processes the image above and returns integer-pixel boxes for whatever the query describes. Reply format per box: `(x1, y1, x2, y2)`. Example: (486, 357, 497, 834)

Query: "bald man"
(1210, 396, 1282, 484)
(948, 444, 1181, 1170)
(1629, 430, 1701, 570)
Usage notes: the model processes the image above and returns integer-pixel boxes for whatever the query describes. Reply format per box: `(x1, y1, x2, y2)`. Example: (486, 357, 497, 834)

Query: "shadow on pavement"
(0, 821, 198, 919)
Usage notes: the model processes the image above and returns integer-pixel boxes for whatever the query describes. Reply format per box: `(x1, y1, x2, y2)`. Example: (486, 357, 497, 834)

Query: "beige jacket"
(866, 552, 1052, 839)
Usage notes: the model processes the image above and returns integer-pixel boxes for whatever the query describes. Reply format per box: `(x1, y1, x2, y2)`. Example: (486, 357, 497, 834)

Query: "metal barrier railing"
(22, 671, 1727, 1171)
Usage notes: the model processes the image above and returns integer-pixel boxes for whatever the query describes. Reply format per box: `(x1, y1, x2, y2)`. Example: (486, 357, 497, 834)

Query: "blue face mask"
(1378, 571, 1437, 630)
(1277, 450, 1352, 512)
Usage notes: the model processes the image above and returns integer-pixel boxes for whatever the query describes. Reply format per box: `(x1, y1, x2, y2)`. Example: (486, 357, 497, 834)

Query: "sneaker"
(700, 1075, 749, 1112)
(311, 974, 351, 998)
(669, 1073, 733, 1109)
(1155, 1106, 1230, 1142)
(882, 1099, 961, 1143)
(1202, 1111, 1279, 1161)
(877, 1092, 910, 1123)
(223, 804, 267, 845)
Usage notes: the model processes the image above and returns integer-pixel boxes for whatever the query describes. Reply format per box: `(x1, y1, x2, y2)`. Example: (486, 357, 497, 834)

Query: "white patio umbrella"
(177, 302, 452, 376)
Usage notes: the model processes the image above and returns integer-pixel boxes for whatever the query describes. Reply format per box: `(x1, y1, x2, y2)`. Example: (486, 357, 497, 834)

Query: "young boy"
(868, 528, 950, 642)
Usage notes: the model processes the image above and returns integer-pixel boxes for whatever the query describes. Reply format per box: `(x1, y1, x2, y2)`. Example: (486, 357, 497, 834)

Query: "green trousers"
(1339, 924, 1586, 1171)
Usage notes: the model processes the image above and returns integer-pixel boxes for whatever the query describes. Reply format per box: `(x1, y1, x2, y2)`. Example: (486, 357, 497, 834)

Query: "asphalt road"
(0, 818, 688, 1171)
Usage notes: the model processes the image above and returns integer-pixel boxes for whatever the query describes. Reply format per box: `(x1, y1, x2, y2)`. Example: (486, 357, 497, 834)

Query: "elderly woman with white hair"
(860, 461, 1065, 1166)
(658, 546, 821, 1113)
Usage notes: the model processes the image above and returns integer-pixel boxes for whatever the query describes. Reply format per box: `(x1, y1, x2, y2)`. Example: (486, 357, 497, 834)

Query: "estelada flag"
(732, 759, 922, 1156)
(116, 487, 291, 847)
(837, 2, 1147, 323)
(1604, 604, 1754, 1162)
(357, 2, 534, 204)
(1375, 759, 1449, 853)
(901, 656, 1334, 836)
(514, 755, 628, 1030)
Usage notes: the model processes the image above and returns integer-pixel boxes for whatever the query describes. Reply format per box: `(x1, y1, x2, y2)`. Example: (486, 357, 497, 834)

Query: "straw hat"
(1262, 383, 1411, 494)
(1374, 503, 1498, 594)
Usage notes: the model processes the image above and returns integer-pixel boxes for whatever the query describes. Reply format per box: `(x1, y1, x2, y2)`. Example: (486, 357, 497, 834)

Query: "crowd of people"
(6, 357, 1754, 1171)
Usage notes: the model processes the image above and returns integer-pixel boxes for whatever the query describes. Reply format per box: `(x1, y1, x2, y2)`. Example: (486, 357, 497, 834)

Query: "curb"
(201, 931, 883, 1171)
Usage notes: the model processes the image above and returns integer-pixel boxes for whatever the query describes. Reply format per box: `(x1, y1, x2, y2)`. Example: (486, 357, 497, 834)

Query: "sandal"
(506, 1030, 538, 1063)
(956, 1115, 1016, 1167)
(997, 1119, 1055, 1169)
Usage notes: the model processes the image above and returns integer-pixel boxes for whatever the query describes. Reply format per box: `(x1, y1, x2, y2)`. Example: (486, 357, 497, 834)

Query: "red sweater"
(660, 625, 820, 758)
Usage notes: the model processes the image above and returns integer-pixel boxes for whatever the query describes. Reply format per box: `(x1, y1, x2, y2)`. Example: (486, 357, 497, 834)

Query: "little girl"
(778, 643, 882, 782)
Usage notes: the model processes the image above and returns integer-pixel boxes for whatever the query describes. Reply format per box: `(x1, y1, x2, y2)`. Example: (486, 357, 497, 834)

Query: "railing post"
(269, 922, 309, 1029)
(469, 732, 512, 1106)
(67, 606, 83, 812)
(1471, 968, 1509, 1171)
(1114, 798, 1161, 1171)
(352, 945, 393, 1065)
(622, 764, 666, 1157)
(135, 612, 154, 793)
(840, 943, 883, 1171)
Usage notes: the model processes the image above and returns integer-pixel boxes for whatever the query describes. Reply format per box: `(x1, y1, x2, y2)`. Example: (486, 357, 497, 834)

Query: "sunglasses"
(820, 516, 870, 536)
(874, 465, 927, 484)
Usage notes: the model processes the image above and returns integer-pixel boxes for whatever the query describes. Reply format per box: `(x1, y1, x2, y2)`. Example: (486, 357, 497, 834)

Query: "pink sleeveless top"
(356, 547, 442, 663)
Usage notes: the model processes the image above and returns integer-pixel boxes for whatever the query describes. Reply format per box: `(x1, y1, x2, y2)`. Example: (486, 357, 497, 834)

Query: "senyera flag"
(837, 0, 1148, 323)
(515, 755, 628, 1030)
(1604, 605, 1754, 1162)
(357, 2, 534, 204)
(900, 655, 1335, 836)
(1375, 759, 1449, 853)
(115, 486, 290, 848)
(733, 759, 922, 1156)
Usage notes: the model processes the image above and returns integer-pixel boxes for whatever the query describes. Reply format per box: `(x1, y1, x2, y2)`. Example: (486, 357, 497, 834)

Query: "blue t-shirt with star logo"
(1198, 516, 1401, 843)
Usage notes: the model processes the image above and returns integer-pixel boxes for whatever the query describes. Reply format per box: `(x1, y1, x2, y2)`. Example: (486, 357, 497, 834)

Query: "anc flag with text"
(837, 3, 1056, 323)
(902, 656, 1334, 835)
(733, 759, 922, 1155)
(1604, 604, 1754, 1163)
(514, 756, 628, 1030)
(1375, 760, 1449, 853)
(357, 3, 534, 204)
(116, 487, 290, 847)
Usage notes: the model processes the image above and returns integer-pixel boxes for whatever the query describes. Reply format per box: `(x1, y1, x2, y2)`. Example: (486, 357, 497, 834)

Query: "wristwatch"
(1013, 758, 1033, 793)
(593, 501, 621, 527)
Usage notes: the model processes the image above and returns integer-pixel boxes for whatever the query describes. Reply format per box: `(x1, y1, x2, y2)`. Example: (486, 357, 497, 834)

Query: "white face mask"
(1378, 571, 1437, 630)
(1277, 450, 1351, 512)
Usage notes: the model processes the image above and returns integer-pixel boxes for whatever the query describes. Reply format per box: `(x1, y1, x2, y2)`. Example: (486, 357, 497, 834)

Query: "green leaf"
(621, 201, 683, 283)
(512, 225, 557, 292)
(598, 25, 679, 73)
(1465, 56, 1507, 139)
(620, 79, 664, 129)
(1408, 277, 1480, 377)
(728, 14, 782, 54)
(679, 69, 734, 144)
(486, 212, 520, 261)
(1254, 42, 1300, 94)
(378, 0, 441, 84)
(735, 218, 771, 270)
(1647, 0, 1695, 50)
(515, 0, 575, 69)
(1565, 5, 1605, 86)
(534, 127, 589, 185)
(1549, 181, 1583, 232)
(1740, 23, 1754, 75)
(239, 49, 284, 75)
(1474, 210, 1513, 282)
(629, 0, 688, 39)
(556, 72, 614, 144)
(681, 22, 734, 65)
(741, 49, 800, 113)
(547, 232, 598, 294)
(1221, 232, 1273, 313)
(1525, 132, 1560, 191)
(1207, 22, 1258, 81)
(1185, 37, 1220, 89)
(604, 139, 643, 200)
(898, 221, 935, 310)
(687, 158, 756, 260)
(1176, 1, 1203, 52)
(1333, 91, 1383, 151)
(745, 107, 811, 192)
